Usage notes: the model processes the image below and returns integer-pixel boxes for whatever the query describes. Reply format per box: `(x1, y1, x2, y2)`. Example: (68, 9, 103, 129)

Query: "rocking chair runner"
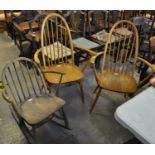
(34, 13, 97, 102)
(89, 20, 155, 113)
(1, 57, 70, 143)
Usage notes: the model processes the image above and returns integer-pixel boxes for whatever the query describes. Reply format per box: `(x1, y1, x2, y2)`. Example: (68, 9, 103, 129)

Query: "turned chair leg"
(90, 87, 102, 113)
(79, 80, 84, 104)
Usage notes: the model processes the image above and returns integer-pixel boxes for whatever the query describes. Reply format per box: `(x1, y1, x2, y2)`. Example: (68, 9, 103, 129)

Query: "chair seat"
(43, 64, 84, 84)
(97, 71, 137, 93)
(21, 95, 65, 125)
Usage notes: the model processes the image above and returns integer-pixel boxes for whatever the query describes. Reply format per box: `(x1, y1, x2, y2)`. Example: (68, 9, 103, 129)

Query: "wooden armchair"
(89, 20, 155, 113)
(34, 13, 97, 103)
(1, 57, 70, 143)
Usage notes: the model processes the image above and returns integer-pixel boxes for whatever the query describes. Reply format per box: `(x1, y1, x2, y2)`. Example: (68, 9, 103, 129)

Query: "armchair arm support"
(89, 52, 103, 64)
(42, 70, 66, 97)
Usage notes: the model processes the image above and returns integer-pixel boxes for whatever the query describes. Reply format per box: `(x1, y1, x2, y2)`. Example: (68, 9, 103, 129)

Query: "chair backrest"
(13, 10, 38, 24)
(28, 13, 47, 31)
(101, 20, 139, 77)
(1, 57, 48, 107)
(40, 13, 74, 68)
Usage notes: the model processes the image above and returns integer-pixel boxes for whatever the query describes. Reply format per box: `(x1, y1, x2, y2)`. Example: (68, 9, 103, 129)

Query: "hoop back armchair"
(90, 20, 155, 113)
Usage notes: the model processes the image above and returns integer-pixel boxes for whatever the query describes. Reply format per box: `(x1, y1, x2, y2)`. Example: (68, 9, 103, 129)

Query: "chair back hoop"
(102, 20, 139, 76)
(1, 57, 48, 107)
(41, 13, 74, 68)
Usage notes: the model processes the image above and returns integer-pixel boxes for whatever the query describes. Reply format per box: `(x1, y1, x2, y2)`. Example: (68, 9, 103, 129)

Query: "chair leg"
(94, 85, 99, 93)
(79, 80, 84, 104)
(19, 120, 35, 143)
(61, 108, 71, 130)
(90, 87, 102, 113)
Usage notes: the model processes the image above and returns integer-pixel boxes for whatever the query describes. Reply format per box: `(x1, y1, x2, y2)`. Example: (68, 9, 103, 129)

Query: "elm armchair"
(1, 57, 70, 143)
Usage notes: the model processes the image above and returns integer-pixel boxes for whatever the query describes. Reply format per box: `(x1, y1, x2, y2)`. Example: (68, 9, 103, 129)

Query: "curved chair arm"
(137, 57, 155, 72)
(89, 52, 104, 64)
(34, 48, 42, 65)
(81, 51, 104, 73)
(137, 57, 155, 87)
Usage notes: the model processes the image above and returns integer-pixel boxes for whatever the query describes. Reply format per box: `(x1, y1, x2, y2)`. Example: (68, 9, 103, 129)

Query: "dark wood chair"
(25, 13, 47, 58)
(4, 10, 21, 39)
(12, 11, 39, 55)
(1, 57, 70, 143)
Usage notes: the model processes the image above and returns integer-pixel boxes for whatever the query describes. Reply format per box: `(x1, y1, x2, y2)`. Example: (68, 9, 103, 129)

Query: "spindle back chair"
(1, 57, 70, 143)
(89, 20, 155, 113)
(34, 13, 97, 102)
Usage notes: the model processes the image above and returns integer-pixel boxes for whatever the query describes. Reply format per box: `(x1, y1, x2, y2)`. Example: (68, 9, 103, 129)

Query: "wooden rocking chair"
(1, 57, 70, 143)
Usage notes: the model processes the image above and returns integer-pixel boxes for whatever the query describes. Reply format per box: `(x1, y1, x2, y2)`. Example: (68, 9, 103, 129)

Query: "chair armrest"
(89, 52, 103, 64)
(74, 45, 97, 56)
(34, 48, 42, 65)
(42, 70, 65, 75)
(81, 51, 103, 73)
(137, 57, 155, 72)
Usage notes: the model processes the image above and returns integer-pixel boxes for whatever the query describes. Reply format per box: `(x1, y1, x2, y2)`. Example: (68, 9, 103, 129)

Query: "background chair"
(140, 36, 155, 83)
(132, 17, 155, 72)
(12, 11, 39, 55)
(25, 13, 47, 59)
(1, 57, 70, 143)
(89, 20, 155, 113)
